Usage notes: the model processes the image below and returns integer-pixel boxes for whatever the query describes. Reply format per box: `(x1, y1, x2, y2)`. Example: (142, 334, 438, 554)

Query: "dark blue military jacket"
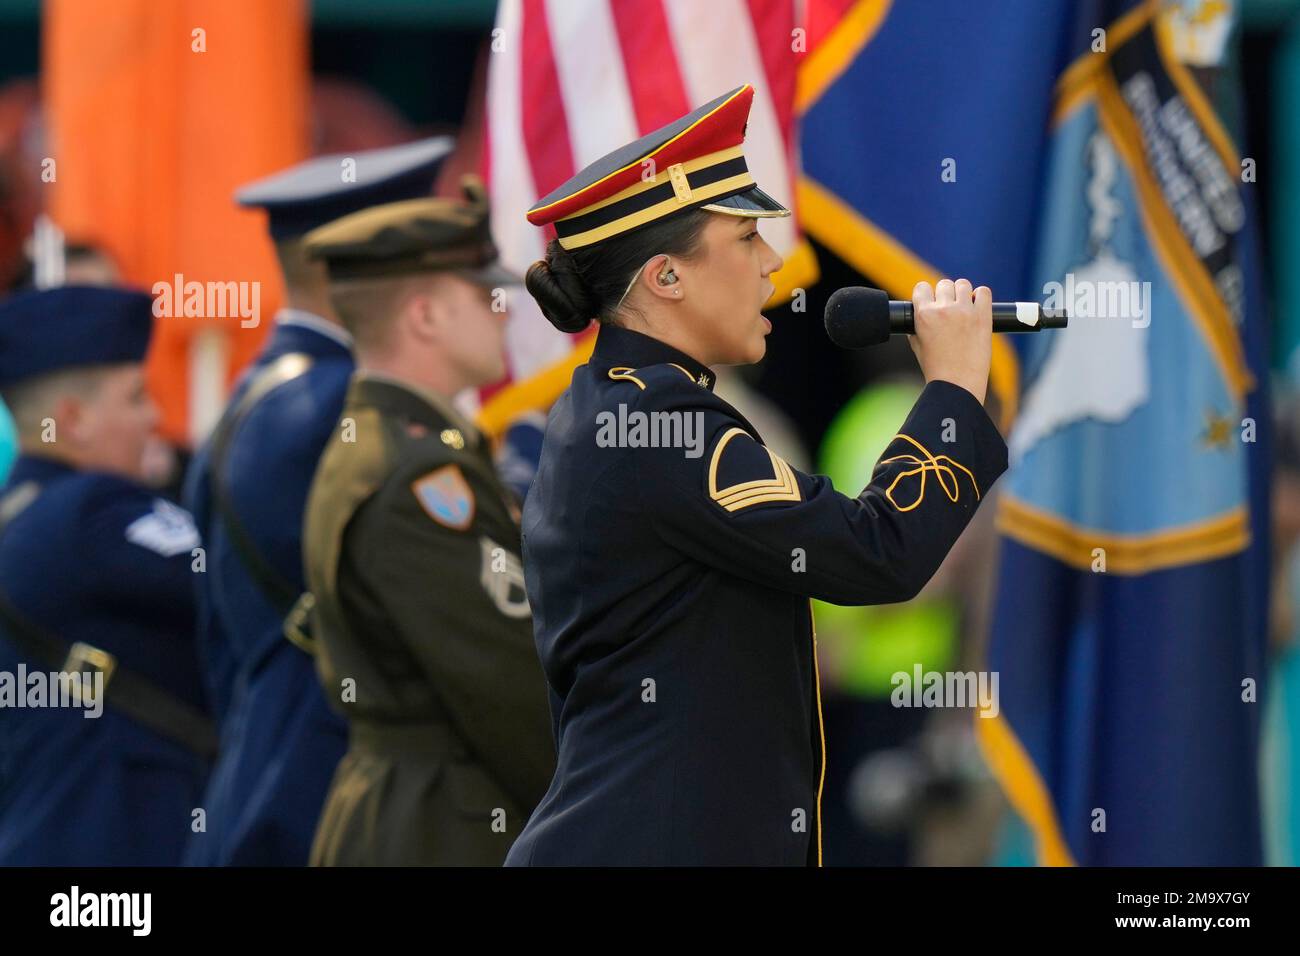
(0, 455, 208, 865)
(182, 313, 352, 866)
(506, 324, 1009, 866)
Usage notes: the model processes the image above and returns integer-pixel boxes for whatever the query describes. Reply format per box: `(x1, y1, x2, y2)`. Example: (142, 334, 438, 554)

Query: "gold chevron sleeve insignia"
(707, 427, 802, 512)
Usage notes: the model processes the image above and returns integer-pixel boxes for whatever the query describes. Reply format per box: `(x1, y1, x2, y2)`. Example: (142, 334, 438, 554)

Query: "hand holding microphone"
(904, 279, 993, 404)
(823, 279, 1069, 405)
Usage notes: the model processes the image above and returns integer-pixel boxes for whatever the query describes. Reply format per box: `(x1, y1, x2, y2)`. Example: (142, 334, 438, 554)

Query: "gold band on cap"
(558, 174, 757, 249)
(560, 145, 744, 219)
(554, 145, 753, 250)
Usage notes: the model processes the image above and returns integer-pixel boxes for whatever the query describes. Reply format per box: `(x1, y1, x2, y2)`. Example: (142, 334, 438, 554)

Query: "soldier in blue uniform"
(509, 85, 1010, 865)
(182, 138, 454, 866)
(0, 286, 213, 865)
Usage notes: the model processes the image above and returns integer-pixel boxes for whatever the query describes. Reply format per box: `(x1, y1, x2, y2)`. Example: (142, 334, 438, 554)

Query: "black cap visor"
(700, 184, 790, 219)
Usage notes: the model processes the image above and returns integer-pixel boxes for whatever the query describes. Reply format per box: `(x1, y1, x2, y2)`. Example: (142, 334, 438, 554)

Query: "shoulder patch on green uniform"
(707, 426, 802, 512)
(411, 463, 475, 530)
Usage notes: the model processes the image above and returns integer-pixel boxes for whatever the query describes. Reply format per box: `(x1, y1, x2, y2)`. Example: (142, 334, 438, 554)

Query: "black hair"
(524, 207, 711, 333)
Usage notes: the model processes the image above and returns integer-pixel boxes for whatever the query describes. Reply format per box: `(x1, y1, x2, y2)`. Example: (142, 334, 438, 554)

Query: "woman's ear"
(643, 254, 682, 302)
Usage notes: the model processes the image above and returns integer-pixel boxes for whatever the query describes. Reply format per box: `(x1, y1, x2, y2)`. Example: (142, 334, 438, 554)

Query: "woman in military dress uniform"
(507, 85, 1008, 866)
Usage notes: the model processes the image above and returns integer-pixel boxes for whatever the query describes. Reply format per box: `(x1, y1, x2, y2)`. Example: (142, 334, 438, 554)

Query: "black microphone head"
(824, 286, 891, 349)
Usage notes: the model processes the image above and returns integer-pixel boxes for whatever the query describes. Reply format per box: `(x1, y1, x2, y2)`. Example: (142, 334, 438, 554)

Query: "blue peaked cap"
(0, 285, 155, 388)
(235, 136, 456, 240)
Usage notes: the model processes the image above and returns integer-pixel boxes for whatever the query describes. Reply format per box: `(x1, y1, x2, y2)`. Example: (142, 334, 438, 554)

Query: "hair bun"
(525, 246, 596, 333)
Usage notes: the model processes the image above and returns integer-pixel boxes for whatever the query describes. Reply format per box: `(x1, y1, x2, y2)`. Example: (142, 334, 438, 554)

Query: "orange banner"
(43, 0, 309, 444)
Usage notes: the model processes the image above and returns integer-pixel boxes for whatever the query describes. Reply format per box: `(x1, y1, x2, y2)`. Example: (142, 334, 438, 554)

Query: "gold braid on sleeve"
(877, 433, 981, 512)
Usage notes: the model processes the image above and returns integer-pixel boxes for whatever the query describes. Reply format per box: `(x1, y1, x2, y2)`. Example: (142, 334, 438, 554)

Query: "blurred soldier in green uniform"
(300, 179, 555, 866)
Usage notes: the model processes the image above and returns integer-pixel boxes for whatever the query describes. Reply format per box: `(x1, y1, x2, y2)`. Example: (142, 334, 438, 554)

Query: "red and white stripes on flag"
(478, 0, 810, 435)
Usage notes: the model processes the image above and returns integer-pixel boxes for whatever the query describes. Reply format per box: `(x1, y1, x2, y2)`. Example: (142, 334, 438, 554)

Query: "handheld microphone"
(824, 286, 1068, 349)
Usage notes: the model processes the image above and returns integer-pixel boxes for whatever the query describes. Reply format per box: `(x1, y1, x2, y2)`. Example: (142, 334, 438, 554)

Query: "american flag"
(478, 0, 813, 434)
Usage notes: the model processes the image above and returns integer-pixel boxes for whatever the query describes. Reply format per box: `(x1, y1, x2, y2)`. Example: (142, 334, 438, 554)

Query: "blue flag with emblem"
(985, 0, 1269, 866)
(800, 0, 1268, 864)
